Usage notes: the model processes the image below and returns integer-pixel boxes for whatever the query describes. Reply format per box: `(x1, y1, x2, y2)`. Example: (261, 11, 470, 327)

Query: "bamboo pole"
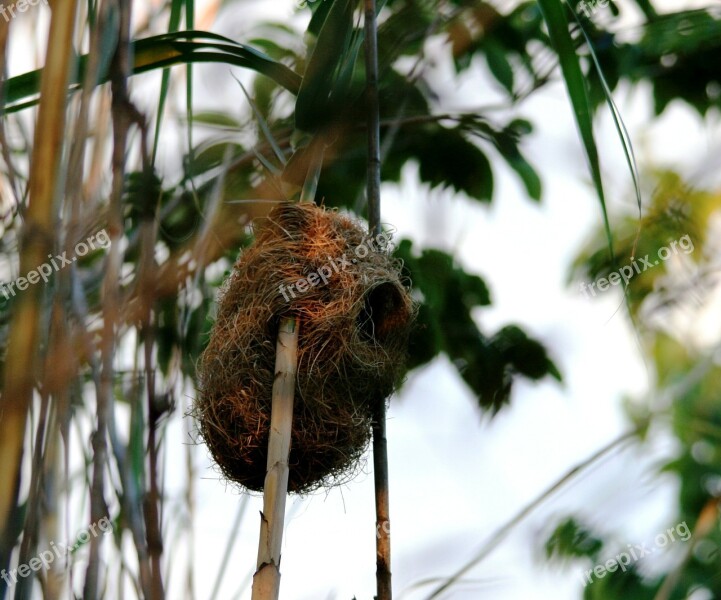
(0, 0, 78, 555)
(364, 0, 382, 240)
(251, 316, 299, 600)
(363, 0, 392, 598)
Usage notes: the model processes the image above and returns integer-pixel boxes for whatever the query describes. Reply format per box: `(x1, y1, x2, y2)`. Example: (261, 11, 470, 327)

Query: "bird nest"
(194, 202, 414, 493)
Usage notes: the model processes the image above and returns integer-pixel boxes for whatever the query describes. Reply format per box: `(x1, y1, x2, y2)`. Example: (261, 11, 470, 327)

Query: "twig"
(68, 261, 152, 598)
(209, 496, 249, 600)
(85, 0, 147, 595)
(14, 386, 51, 598)
(251, 316, 299, 600)
(425, 429, 639, 599)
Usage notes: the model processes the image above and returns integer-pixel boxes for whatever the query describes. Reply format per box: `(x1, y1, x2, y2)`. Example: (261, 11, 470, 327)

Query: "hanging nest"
(194, 202, 415, 493)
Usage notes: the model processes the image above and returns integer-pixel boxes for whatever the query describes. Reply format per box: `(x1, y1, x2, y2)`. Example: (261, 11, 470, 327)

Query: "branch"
(425, 429, 639, 599)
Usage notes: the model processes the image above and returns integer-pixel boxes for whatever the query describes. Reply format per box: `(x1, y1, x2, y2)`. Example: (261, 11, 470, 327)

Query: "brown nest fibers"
(194, 202, 414, 493)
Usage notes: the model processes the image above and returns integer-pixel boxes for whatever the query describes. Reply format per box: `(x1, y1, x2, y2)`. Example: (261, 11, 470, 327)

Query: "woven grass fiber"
(195, 202, 414, 493)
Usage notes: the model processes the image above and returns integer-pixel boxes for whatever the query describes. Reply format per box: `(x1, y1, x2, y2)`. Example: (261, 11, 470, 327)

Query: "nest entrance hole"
(358, 282, 409, 342)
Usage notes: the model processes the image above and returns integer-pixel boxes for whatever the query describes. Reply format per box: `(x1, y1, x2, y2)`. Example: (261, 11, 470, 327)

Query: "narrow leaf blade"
(536, 0, 614, 257)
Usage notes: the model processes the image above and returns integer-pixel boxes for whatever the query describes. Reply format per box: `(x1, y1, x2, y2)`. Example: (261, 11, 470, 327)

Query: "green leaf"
(134, 32, 302, 92)
(300, 142, 325, 203)
(484, 39, 515, 95)
(569, 7, 642, 222)
(185, 0, 196, 180)
(418, 128, 494, 202)
(509, 154, 542, 200)
(192, 111, 241, 128)
(536, 0, 614, 258)
(395, 241, 558, 413)
(233, 74, 287, 166)
(377, 1, 434, 72)
(2, 31, 302, 115)
(493, 125, 542, 201)
(151, 0, 185, 167)
(545, 517, 603, 563)
(509, 118, 533, 135)
(631, 0, 658, 20)
(190, 140, 243, 174)
(158, 189, 202, 250)
(492, 325, 561, 381)
(295, 0, 357, 131)
(307, 0, 335, 36)
(124, 170, 165, 222)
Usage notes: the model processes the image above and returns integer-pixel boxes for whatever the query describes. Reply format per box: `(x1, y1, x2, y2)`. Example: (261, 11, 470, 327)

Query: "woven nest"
(194, 202, 414, 493)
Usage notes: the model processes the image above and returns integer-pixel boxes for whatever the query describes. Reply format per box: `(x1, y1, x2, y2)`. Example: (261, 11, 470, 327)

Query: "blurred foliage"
(558, 171, 721, 598)
(396, 240, 561, 412)
(582, 6, 721, 116)
(545, 517, 604, 563)
(570, 171, 719, 316)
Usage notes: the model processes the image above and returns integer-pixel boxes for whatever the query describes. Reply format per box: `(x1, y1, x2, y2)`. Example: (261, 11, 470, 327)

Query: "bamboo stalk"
(0, 0, 78, 559)
(363, 0, 392, 598)
(251, 316, 299, 600)
(372, 411, 392, 600)
(364, 0, 382, 241)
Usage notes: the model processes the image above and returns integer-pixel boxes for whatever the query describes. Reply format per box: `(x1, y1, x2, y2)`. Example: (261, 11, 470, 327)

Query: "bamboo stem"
(0, 0, 78, 558)
(251, 316, 299, 600)
(363, 0, 392, 598)
(372, 409, 392, 600)
(364, 0, 382, 240)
